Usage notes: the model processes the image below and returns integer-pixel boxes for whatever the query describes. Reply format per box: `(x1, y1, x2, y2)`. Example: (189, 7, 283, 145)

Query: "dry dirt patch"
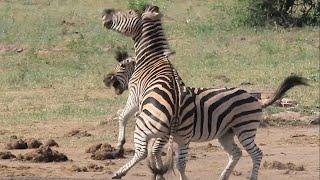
(263, 160, 305, 171)
(16, 146, 68, 162)
(285, 134, 319, 145)
(66, 129, 92, 138)
(70, 163, 105, 172)
(0, 44, 24, 53)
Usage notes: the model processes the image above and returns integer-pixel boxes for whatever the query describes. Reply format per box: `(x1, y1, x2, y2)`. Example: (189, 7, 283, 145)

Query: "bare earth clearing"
(0, 123, 318, 180)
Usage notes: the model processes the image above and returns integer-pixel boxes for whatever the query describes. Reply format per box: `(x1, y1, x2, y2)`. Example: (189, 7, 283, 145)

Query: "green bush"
(235, 0, 320, 27)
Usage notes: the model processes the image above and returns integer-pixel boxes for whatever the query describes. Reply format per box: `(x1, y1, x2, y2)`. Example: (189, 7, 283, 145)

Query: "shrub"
(235, 0, 320, 27)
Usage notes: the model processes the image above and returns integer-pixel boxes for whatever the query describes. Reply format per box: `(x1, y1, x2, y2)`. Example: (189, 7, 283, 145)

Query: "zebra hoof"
(110, 149, 124, 158)
(112, 173, 123, 179)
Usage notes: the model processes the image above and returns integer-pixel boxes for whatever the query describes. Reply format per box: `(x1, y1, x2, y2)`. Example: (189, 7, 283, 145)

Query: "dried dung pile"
(5, 138, 42, 149)
(0, 151, 16, 159)
(17, 146, 68, 162)
(44, 139, 59, 147)
(86, 143, 117, 160)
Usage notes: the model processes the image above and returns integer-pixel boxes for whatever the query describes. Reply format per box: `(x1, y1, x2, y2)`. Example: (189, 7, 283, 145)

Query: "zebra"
(104, 47, 308, 180)
(102, 5, 192, 179)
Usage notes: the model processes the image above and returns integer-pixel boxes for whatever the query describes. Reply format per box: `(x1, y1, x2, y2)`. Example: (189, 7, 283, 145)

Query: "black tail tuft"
(148, 157, 167, 179)
(262, 75, 309, 108)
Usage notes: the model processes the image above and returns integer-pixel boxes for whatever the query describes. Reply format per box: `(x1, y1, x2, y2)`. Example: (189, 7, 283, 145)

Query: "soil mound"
(17, 146, 68, 162)
(0, 151, 16, 159)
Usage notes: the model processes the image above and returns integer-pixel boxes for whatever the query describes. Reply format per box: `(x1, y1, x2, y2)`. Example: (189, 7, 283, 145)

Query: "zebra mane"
(115, 49, 129, 62)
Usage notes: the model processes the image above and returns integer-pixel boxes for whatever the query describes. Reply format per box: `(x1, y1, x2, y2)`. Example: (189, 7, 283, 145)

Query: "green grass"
(0, 0, 319, 134)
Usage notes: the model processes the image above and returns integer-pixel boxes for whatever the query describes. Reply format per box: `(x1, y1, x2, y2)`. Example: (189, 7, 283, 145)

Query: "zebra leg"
(176, 143, 189, 180)
(149, 138, 168, 180)
(115, 97, 138, 156)
(218, 131, 242, 180)
(236, 129, 263, 180)
(112, 130, 148, 179)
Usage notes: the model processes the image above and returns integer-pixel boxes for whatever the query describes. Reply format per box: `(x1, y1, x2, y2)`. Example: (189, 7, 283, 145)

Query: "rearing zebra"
(102, 5, 190, 179)
(102, 5, 308, 180)
(104, 51, 308, 180)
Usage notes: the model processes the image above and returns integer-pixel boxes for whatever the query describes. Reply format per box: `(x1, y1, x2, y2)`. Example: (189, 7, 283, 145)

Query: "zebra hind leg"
(236, 128, 263, 180)
(218, 130, 242, 180)
(148, 138, 168, 180)
(176, 143, 189, 180)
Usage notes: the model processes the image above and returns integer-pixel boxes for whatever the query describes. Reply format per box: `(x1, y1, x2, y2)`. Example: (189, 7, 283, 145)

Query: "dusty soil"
(0, 125, 318, 179)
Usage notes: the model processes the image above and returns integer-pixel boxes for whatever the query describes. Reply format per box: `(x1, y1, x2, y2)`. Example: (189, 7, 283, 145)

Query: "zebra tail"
(164, 135, 175, 173)
(261, 75, 309, 108)
(147, 136, 175, 177)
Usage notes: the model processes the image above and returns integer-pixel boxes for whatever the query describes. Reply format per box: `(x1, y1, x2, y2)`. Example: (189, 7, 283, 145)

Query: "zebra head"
(102, 5, 162, 38)
(103, 50, 135, 95)
(102, 8, 142, 37)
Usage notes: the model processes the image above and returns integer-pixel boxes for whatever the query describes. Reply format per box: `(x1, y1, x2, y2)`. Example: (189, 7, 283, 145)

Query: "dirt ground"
(0, 124, 318, 180)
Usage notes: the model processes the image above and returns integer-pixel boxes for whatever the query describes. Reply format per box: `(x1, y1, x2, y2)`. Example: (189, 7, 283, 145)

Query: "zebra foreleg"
(218, 131, 242, 180)
(112, 130, 148, 179)
(115, 98, 138, 156)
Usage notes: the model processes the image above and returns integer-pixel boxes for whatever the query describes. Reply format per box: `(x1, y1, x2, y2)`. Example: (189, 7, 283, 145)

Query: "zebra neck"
(133, 19, 171, 66)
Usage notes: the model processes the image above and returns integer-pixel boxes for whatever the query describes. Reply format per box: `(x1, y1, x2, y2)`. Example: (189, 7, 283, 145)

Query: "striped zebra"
(105, 51, 308, 180)
(103, 4, 306, 179)
(102, 5, 190, 179)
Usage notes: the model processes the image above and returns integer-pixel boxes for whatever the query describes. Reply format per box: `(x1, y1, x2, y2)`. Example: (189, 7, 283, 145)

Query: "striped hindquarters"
(190, 87, 262, 141)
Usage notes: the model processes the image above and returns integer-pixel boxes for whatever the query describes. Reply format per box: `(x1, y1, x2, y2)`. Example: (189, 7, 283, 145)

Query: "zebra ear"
(143, 5, 159, 13)
(103, 73, 115, 87)
(115, 49, 129, 62)
(142, 5, 162, 20)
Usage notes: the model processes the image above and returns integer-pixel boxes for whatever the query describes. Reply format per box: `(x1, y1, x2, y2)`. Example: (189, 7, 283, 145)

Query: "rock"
(309, 115, 320, 125)
(277, 98, 298, 107)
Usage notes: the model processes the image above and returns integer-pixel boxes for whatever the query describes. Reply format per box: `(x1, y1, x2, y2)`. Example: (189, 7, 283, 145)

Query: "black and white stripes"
(104, 51, 308, 180)
(101, 5, 308, 180)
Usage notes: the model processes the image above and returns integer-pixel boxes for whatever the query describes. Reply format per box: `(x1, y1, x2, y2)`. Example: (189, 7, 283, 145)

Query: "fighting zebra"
(104, 48, 308, 180)
(102, 5, 192, 179)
